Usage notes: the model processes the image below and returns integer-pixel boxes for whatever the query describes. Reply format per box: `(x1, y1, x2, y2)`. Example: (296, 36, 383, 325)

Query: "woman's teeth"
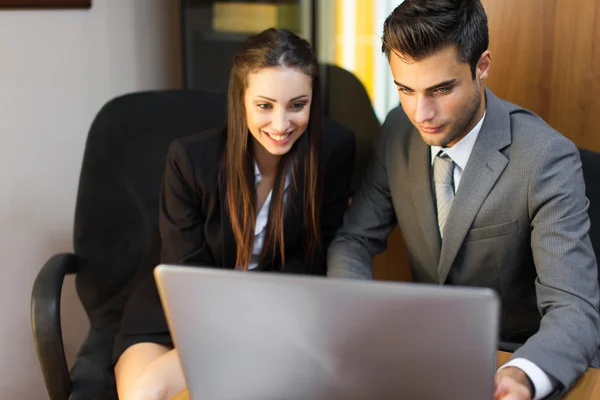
(265, 131, 291, 141)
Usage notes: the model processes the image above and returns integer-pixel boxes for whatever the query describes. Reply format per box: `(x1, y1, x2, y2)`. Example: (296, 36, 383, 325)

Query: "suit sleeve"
(327, 115, 398, 279)
(159, 139, 213, 265)
(514, 135, 600, 392)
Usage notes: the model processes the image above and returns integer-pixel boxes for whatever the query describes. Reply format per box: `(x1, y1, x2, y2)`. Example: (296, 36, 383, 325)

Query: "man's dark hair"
(382, 0, 489, 78)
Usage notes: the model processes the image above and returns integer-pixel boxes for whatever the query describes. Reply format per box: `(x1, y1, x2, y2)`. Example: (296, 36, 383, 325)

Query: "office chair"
(31, 90, 228, 400)
(320, 63, 389, 193)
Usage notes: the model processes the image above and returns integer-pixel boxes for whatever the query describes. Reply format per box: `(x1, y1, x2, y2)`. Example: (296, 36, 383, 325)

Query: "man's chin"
(418, 131, 451, 147)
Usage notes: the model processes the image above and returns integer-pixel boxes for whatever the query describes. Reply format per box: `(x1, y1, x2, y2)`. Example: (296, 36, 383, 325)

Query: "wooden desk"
(495, 352, 600, 399)
(172, 351, 600, 400)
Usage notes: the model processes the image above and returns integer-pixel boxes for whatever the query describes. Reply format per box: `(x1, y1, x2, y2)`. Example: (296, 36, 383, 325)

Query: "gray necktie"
(433, 152, 455, 238)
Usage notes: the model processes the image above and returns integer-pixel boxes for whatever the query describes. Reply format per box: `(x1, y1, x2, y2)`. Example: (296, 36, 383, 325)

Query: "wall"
(482, 0, 600, 151)
(0, 1, 181, 398)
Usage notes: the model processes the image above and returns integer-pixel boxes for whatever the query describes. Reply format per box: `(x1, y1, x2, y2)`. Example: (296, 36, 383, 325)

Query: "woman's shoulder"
(168, 126, 226, 168)
(173, 126, 226, 155)
(164, 126, 227, 189)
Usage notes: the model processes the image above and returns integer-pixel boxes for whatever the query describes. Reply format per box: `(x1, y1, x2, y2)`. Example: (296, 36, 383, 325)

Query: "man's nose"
(414, 95, 435, 124)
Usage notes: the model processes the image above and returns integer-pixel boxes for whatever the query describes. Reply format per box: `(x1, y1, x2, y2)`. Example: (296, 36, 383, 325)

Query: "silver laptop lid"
(155, 264, 499, 400)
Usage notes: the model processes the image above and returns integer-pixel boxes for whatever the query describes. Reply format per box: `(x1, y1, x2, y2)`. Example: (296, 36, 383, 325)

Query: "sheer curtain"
(317, 0, 404, 122)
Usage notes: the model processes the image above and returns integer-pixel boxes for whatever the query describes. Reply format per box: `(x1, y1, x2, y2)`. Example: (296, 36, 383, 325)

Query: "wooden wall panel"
(372, 227, 412, 282)
(482, 0, 600, 151)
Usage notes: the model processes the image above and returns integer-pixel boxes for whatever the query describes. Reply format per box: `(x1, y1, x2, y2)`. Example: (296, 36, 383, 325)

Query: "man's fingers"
(494, 376, 510, 399)
(501, 394, 525, 400)
(494, 375, 530, 400)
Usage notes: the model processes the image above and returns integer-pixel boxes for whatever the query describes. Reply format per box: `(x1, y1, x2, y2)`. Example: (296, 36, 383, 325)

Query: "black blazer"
(114, 120, 355, 358)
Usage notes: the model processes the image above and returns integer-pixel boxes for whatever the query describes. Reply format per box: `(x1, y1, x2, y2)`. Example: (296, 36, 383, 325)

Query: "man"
(327, 0, 600, 399)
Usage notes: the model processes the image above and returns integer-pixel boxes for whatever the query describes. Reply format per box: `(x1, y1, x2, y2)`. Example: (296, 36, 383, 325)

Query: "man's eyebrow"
(393, 79, 457, 92)
(424, 79, 457, 91)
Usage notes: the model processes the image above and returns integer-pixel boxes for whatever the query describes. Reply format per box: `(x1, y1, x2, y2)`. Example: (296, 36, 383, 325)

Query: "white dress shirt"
(430, 112, 485, 192)
(430, 112, 553, 399)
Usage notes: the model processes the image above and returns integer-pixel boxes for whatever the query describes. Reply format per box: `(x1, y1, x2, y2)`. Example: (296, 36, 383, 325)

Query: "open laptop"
(155, 264, 499, 400)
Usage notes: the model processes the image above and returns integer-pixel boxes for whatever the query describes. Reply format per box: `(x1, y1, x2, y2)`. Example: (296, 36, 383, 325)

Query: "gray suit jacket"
(328, 88, 600, 393)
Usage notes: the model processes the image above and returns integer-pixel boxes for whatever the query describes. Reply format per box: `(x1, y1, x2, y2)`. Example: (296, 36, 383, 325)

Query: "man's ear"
(477, 50, 492, 83)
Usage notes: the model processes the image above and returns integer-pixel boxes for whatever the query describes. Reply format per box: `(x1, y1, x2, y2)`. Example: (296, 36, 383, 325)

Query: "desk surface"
(172, 351, 600, 400)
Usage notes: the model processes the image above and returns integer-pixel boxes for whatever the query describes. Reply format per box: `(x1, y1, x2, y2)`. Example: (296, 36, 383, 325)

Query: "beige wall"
(0, 1, 181, 397)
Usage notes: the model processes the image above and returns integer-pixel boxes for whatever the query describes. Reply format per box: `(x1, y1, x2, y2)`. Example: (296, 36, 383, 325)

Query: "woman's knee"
(127, 376, 169, 400)
(115, 342, 172, 400)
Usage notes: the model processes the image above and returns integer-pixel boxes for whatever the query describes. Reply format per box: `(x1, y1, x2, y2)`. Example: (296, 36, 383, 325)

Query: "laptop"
(155, 264, 499, 400)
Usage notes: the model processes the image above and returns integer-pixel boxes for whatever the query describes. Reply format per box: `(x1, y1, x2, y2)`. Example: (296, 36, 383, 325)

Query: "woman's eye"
(257, 103, 272, 110)
(290, 102, 307, 110)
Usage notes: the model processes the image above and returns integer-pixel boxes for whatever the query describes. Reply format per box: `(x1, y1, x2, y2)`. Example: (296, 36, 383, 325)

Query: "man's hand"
(494, 367, 534, 400)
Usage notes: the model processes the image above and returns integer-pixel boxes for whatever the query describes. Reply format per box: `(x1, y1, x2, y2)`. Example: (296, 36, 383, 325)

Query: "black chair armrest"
(498, 341, 523, 353)
(31, 253, 78, 400)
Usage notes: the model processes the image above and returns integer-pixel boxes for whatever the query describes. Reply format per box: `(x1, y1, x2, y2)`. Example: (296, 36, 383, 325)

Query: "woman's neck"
(253, 140, 281, 178)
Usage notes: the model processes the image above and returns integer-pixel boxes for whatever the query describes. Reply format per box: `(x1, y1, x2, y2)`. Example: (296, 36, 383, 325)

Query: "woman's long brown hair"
(225, 28, 323, 270)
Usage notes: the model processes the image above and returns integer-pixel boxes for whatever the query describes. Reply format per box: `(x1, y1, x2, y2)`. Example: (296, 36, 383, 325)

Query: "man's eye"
(436, 87, 452, 94)
(398, 87, 413, 94)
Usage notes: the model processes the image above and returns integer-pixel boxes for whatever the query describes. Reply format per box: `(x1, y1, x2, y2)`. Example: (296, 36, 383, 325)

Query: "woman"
(113, 28, 355, 400)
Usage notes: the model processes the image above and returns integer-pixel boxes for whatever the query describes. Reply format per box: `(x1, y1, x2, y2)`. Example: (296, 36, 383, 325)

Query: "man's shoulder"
(383, 105, 412, 131)
(380, 105, 416, 145)
(498, 97, 573, 149)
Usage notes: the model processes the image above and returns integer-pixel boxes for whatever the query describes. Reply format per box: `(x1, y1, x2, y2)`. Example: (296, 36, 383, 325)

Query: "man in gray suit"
(327, 0, 600, 399)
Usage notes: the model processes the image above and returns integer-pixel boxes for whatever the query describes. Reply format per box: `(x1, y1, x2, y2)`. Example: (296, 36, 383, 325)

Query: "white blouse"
(247, 162, 289, 270)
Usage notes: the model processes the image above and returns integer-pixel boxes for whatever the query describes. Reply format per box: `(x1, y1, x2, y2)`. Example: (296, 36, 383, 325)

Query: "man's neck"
(462, 88, 487, 141)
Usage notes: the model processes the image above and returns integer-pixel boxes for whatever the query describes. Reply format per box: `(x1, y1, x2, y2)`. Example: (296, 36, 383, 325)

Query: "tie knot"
(433, 152, 454, 185)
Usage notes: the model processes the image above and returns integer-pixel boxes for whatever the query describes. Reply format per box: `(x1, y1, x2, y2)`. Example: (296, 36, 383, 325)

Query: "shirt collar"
(254, 160, 290, 188)
(254, 161, 262, 185)
(430, 111, 486, 170)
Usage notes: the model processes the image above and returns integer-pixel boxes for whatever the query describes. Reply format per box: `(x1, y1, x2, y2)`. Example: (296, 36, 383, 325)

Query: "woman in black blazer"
(114, 28, 355, 400)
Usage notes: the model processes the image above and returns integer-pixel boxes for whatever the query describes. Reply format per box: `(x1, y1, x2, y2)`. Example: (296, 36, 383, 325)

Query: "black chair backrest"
(579, 147, 600, 283)
(321, 64, 383, 193)
(73, 90, 227, 329)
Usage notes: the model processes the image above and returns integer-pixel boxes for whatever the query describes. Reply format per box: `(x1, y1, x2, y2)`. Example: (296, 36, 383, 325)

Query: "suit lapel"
(220, 160, 304, 272)
(437, 142, 508, 282)
(437, 88, 512, 283)
(408, 132, 442, 273)
(256, 163, 305, 271)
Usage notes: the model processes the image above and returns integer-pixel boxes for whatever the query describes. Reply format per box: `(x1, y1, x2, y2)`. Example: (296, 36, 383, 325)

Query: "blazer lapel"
(438, 88, 512, 283)
(408, 132, 442, 274)
(256, 164, 305, 271)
